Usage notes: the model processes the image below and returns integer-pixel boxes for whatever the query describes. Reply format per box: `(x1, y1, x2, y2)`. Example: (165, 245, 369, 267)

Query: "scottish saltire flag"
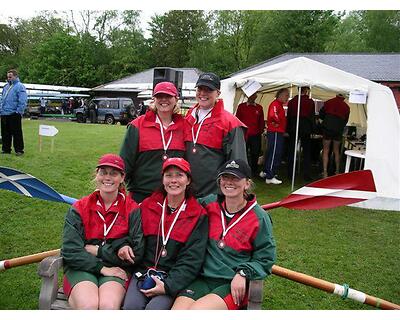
(263, 170, 376, 210)
(0, 166, 76, 205)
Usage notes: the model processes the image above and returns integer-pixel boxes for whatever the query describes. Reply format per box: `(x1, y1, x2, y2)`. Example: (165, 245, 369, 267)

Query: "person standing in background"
(319, 94, 350, 178)
(286, 87, 315, 182)
(235, 92, 265, 177)
(184, 72, 248, 197)
(260, 88, 289, 184)
(40, 97, 47, 115)
(0, 69, 27, 156)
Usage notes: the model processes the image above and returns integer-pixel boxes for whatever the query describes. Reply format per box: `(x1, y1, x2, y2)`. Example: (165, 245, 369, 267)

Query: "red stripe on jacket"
(130, 110, 185, 153)
(140, 192, 207, 243)
(73, 190, 138, 240)
(184, 99, 246, 149)
(205, 198, 259, 252)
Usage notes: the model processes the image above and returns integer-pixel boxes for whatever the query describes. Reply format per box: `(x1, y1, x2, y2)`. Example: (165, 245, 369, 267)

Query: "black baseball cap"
(217, 159, 251, 179)
(195, 72, 221, 91)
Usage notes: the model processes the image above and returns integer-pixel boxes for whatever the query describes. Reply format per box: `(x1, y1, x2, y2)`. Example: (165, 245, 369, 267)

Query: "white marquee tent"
(220, 57, 400, 211)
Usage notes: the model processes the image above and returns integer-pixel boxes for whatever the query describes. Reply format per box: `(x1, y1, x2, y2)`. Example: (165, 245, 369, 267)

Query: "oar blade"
(0, 166, 67, 204)
(305, 170, 376, 192)
(279, 170, 376, 210)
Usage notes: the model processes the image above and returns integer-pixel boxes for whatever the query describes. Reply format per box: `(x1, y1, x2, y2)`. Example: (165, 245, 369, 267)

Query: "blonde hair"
(244, 178, 254, 199)
(149, 97, 181, 114)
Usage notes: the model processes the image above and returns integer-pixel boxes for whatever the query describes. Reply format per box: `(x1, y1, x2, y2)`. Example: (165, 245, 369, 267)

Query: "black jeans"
(287, 133, 311, 180)
(1, 113, 24, 153)
(246, 134, 262, 177)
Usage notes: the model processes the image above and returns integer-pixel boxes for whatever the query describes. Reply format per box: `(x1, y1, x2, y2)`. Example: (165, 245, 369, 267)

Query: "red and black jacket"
(61, 190, 144, 274)
(133, 191, 208, 297)
(184, 99, 248, 197)
(199, 194, 276, 281)
(120, 110, 185, 201)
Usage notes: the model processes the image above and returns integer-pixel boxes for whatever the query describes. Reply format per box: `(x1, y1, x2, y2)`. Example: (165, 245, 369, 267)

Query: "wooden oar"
(1, 249, 399, 309)
(0, 249, 60, 272)
(271, 265, 400, 310)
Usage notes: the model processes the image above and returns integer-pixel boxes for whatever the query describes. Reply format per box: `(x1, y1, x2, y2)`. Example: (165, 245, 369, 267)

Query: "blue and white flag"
(0, 167, 76, 205)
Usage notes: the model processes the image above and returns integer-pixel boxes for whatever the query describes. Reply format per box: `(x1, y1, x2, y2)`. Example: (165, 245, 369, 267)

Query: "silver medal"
(192, 147, 197, 154)
(217, 239, 225, 249)
(161, 247, 168, 257)
(162, 153, 168, 161)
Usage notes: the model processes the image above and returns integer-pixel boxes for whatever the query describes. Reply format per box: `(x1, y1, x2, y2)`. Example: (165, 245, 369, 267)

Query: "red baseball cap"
(153, 82, 179, 97)
(97, 154, 125, 172)
(162, 157, 191, 175)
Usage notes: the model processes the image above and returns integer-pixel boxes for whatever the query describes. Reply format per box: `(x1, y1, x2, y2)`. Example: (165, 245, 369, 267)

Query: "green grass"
(0, 119, 399, 310)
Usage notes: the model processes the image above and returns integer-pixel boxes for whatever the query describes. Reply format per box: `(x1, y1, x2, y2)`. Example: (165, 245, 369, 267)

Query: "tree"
(0, 24, 20, 54)
(108, 28, 151, 79)
(362, 11, 400, 52)
(148, 11, 208, 67)
(21, 31, 112, 87)
(325, 11, 368, 52)
(13, 13, 67, 51)
(0, 24, 20, 76)
(64, 10, 141, 43)
(251, 11, 341, 61)
(212, 11, 264, 72)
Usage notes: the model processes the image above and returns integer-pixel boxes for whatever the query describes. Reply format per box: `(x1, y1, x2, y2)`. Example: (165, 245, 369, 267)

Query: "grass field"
(0, 118, 399, 310)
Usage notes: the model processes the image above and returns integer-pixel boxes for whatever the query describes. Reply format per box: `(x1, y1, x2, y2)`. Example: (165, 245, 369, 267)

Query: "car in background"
(73, 97, 139, 125)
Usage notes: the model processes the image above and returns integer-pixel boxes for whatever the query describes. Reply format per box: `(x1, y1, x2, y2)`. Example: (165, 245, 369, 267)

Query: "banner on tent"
(349, 90, 367, 104)
(241, 80, 262, 97)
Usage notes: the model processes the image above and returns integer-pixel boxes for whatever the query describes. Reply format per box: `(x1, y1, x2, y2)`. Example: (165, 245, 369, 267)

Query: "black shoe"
(15, 151, 24, 156)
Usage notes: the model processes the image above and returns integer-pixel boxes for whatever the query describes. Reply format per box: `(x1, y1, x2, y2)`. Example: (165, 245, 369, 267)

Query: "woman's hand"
(117, 245, 135, 264)
(140, 276, 165, 297)
(84, 244, 99, 256)
(100, 266, 128, 280)
(231, 273, 246, 306)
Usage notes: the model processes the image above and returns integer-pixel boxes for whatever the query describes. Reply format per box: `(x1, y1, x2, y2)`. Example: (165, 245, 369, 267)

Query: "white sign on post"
(39, 125, 59, 137)
(349, 90, 367, 104)
(241, 80, 262, 97)
(39, 125, 59, 153)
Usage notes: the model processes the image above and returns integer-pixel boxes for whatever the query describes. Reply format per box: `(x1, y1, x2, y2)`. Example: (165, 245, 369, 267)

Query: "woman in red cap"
(61, 154, 144, 309)
(122, 157, 208, 310)
(120, 82, 185, 203)
(172, 159, 276, 310)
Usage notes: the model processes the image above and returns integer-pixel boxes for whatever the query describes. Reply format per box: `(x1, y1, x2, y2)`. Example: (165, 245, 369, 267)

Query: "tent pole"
(291, 86, 302, 191)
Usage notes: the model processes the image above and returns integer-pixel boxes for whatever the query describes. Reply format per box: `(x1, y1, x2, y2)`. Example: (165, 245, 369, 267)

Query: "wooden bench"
(38, 255, 264, 310)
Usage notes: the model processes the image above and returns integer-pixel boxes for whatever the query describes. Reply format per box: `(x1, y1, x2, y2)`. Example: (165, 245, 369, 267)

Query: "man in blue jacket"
(0, 69, 27, 155)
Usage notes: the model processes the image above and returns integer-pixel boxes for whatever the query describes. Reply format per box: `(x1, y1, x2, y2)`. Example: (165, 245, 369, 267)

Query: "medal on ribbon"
(161, 247, 168, 257)
(218, 201, 257, 250)
(217, 239, 225, 249)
